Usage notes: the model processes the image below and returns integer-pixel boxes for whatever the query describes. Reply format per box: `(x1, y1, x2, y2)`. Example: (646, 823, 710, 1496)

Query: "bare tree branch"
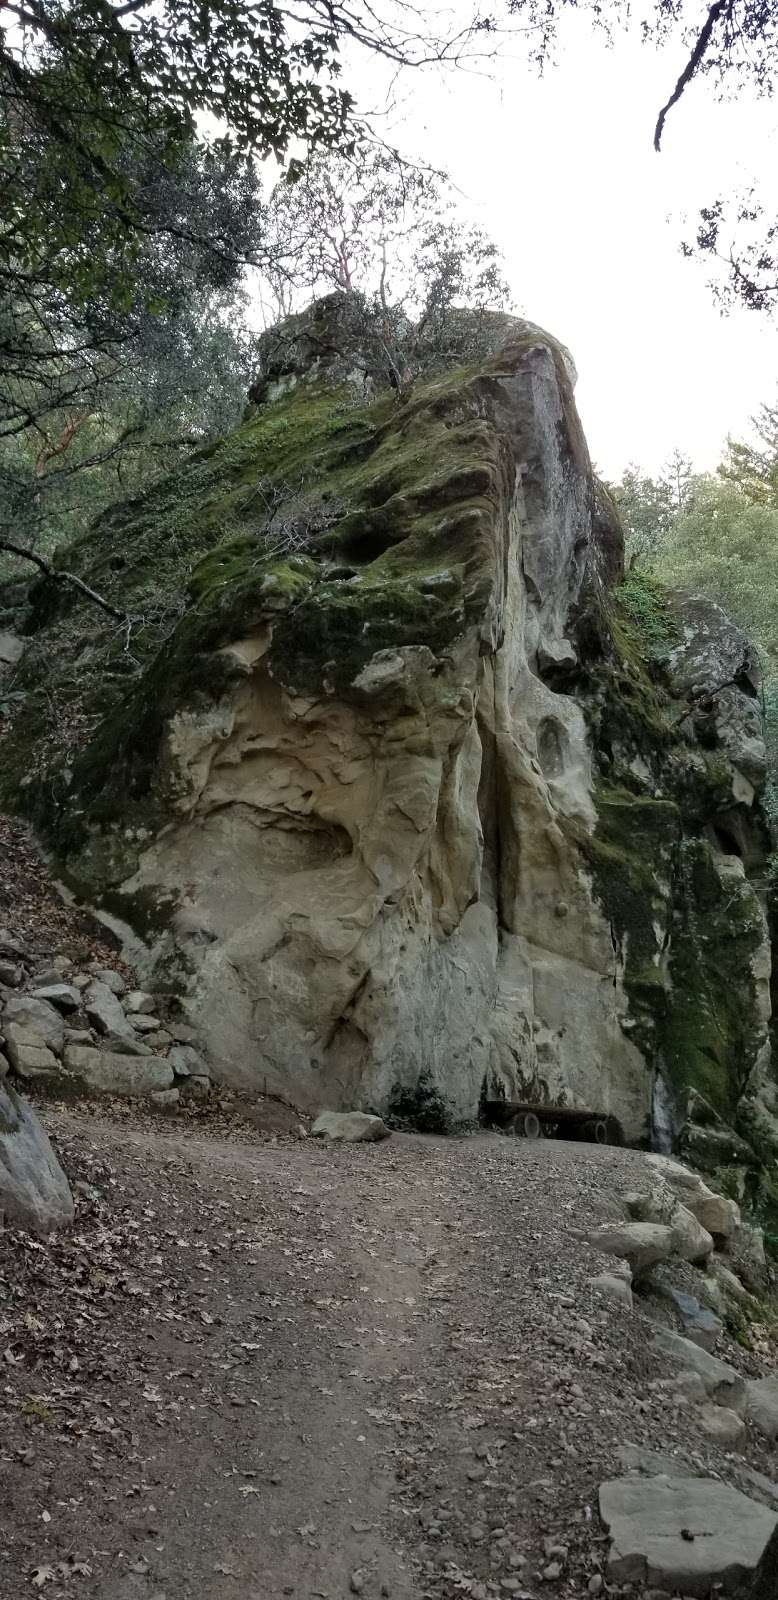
(654, 0, 731, 151)
(0, 540, 128, 621)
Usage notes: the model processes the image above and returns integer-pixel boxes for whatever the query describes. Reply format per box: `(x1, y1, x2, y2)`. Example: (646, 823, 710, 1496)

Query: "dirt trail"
(2, 1110, 777, 1600)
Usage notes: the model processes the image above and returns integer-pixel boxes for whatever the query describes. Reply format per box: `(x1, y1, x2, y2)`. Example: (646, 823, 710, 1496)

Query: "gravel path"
(1, 1108, 777, 1600)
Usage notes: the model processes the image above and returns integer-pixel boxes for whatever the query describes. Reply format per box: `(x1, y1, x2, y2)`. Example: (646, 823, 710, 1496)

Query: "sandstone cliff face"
(3, 299, 776, 1181)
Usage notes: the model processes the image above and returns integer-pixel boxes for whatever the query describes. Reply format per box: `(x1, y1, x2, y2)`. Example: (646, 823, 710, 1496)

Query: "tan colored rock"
(312, 1110, 390, 1143)
(670, 1203, 714, 1266)
(697, 1403, 746, 1448)
(589, 1222, 674, 1277)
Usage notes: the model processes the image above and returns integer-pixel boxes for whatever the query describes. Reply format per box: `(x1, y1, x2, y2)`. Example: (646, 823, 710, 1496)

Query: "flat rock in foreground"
(599, 1475, 778, 1596)
(0, 1081, 73, 1233)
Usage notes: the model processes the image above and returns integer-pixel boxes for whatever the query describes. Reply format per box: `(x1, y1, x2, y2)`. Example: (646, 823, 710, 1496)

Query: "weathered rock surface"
(0, 1080, 73, 1232)
(5, 1021, 59, 1079)
(3, 995, 64, 1053)
(4, 297, 776, 1158)
(84, 979, 135, 1040)
(697, 1402, 746, 1447)
(599, 1474, 777, 1595)
(745, 1376, 778, 1442)
(312, 1110, 390, 1143)
(63, 1045, 174, 1096)
(30, 983, 81, 1013)
(652, 1328, 746, 1412)
(662, 1286, 722, 1351)
(589, 1221, 675, 1276)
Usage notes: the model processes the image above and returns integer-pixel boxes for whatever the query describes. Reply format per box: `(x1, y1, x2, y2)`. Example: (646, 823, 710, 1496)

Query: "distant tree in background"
(615, 415, 778, 820)
(613, 450, 696, 556)
(720, 403, 778, 503)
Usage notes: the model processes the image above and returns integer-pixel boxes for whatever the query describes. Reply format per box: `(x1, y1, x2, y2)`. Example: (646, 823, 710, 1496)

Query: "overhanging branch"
(0, 541, 128, 622)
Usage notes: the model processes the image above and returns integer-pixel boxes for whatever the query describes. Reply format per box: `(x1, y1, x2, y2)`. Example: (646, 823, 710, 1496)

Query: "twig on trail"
(0, 540, 128, 623)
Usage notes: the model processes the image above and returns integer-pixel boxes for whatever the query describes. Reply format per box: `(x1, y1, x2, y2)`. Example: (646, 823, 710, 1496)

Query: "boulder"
(0, 960, 22, 986)
(85, 980, 135, 1040)
(168, 1044, 207, 1077)
(89, 966, 126, 995)
(0, 1051, 8, 1076)
(150, 1087, 180, 1108)
(63, 1045, 174, 1097)
(312, 1111, 390, 1144)
(662, 1286, 722, 1352)
(652, 1328, 746, 1412)
(3, 995, 64, 1054)
(588, 1222, 674, 1277)
(599, 1474, 777, 1595)
(0, 1080, 73, 1233)
(697, 1403, 746, 1448)
(103, 1030, 154, 1057)
(745, 1377, 778, 1443)
(708, 1258, 752, 1305)
(687, 1192, 741, 1240)
(748, 1521, 778, 1600)
(130, 1014, 162, 1033)
(670, 1202, 714, 1266)
(124, 990, 156, 1014)
(616, 1443, 701, 1478)
(590, 1272, 633, 1308)
(5, 1022, 60, 1079)
(30, 984, 82, 1013)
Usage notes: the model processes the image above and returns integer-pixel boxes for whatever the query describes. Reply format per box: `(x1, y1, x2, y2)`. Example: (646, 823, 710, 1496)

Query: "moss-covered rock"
(1, 298, 775, 1174)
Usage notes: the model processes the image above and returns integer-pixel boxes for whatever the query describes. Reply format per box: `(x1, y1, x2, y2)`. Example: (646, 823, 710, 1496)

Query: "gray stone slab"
(600, 1474, 777, 1596)
(746, 1376, 778, 1442)
(3, 995, 64, 1053)
(64, 1046, 173, 1097)
(0, 1081, 73, 1233)
(652, 1327, 746, 1412)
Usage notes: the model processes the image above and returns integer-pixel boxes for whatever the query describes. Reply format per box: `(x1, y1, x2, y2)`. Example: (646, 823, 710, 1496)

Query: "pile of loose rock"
(0, 930, 211, 1108)
(588, 1151, 778, 1595)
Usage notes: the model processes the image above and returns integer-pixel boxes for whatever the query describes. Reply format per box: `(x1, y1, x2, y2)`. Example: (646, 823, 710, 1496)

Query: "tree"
(0, 0, 488, 321)
(259, 148, 511, 388)
(720, 401, 778, 503)
(613, 452, 697, 557)
(0, 136, 264, 562)
(503, 0, 778, 309)
(647, 470, 778, 818)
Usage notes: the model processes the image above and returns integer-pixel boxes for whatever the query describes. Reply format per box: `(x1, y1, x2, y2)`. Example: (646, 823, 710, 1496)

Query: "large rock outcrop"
(3, 297, 776, 1174)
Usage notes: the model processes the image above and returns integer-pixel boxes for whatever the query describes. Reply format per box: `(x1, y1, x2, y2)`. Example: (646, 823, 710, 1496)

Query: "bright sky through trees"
(348, 10, 778, 476)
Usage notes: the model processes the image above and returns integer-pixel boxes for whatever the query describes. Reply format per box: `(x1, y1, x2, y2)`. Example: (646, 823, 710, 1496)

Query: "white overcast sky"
(350, 12, 778, 479)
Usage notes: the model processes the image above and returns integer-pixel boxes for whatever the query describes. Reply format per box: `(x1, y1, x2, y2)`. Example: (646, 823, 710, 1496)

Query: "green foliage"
(615, 569, 676, 656)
